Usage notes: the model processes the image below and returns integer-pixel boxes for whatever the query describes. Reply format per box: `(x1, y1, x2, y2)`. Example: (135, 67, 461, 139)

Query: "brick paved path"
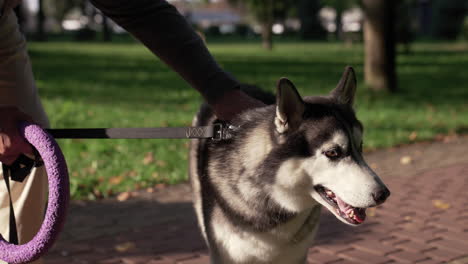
(44, 136, 468, 264)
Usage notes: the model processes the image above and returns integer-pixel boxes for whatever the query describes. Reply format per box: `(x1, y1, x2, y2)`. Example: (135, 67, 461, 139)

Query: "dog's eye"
(324, 147, 342, 159)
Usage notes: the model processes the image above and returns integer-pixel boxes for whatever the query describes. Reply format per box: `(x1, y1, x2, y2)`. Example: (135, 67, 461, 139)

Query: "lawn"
(28, 41, 468, 200)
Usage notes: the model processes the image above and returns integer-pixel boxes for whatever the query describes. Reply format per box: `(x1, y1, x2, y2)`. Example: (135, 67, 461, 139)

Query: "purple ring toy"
(0, 123, 69, 264)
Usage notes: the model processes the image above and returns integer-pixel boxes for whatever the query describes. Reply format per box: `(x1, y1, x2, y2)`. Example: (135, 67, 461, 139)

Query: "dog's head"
(270, 67, 390, 226)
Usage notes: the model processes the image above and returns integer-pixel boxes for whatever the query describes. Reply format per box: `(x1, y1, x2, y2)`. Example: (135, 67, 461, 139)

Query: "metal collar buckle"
(212, 123, 238, 141)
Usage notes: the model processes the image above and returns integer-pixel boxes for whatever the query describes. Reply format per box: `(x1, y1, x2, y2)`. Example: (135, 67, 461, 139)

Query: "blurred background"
(14, 0, 468, 200)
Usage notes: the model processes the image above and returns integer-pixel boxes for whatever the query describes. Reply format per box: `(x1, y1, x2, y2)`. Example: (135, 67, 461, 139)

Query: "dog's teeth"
(349, 210, 354, 218)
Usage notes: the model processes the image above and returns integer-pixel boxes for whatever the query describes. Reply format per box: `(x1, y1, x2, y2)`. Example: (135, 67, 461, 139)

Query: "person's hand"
(212, 88, 266, 121)
(0, 0, 21, 17)
(0, 106, 33, 165)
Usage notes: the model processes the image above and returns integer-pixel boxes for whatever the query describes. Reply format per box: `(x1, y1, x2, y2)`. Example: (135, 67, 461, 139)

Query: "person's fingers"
(0, 106, 35, 164)
(1, 154, 17, 166)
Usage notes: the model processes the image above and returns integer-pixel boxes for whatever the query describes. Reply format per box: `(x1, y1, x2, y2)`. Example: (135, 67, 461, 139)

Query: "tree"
(432, 0, 468, 40)
(102, 15, 112, 42)
(362, 0, 397, 92)
(36, 0, 47, 41)
(229, 0, 295, 50)
(46, 0, 83, 32)
(297, 0, 326, 40)
(321, 0, 359, 40)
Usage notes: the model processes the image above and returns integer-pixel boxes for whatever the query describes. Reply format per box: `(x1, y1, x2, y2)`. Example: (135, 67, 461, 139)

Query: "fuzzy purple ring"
(0, 123, 70, 264)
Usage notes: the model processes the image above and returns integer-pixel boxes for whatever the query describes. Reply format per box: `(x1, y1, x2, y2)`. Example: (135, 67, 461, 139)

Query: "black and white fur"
(189, 67, 390, 264)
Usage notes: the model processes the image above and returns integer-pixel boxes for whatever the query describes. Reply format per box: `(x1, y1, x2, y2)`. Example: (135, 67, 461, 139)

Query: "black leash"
(46, 123, 230, 140)
(2, 165, 18, 246)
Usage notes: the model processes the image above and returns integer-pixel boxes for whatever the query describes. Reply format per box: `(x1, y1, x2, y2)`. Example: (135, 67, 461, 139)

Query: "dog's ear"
(330, 66, 357, 106)
(275, 78, 305, 134)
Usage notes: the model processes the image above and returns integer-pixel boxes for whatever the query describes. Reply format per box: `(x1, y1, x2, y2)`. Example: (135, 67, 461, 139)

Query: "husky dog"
(189, 67, 390, 264)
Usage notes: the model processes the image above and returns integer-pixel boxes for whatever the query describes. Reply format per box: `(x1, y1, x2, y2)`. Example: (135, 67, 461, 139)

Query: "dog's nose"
(373, 188, 390, 205)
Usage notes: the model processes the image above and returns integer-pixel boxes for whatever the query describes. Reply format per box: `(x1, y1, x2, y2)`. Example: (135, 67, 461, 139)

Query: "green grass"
(28, 41, 468, 200)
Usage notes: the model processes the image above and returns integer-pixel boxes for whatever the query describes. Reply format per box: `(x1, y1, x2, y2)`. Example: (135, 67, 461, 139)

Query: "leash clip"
(212, 123, 224, 141)
(212, 123, 238, 141)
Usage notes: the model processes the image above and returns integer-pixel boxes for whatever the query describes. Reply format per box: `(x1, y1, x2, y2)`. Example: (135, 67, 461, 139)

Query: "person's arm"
(0, 1, 37, 164)
(90, 0, 264, 120)
(0, 0, 21, 18)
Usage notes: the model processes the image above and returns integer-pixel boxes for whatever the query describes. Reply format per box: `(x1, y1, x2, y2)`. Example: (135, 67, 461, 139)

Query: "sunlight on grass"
(29, 41, 468, 199)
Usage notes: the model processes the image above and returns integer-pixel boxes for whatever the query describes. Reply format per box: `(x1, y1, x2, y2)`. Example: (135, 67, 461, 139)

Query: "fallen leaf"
(156, 160, 167, 168)
(92, 188, 103, 199)
(133, 183, 142, 190)
(432, 200, 451, 210)
(155, 183, 166, 189)
(408, 131, 417, 141)
(152, 172, 159, 179)
(86, 166, 97, 175)
(142, 152, 154, 165)
(117, 192, 131, 202)
(114, 242, 135, 253)
(109, 176, 124, 185)
(146, 187, 154, 193)
(123, 170, 138, 177)
(400, 156, 412, 165)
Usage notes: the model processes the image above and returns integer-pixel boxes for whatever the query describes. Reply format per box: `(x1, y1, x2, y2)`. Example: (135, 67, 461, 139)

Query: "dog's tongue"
(336, 196, 366, 223)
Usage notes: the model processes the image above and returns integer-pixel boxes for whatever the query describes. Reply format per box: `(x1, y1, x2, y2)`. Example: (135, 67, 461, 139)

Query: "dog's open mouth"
(315, 185, 366, 225)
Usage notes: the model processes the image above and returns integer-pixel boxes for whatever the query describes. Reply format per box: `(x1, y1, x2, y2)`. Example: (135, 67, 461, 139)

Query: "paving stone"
(351, 239, 400, 256)
(394, 240, 434, 253)
(424, 247, 467, 262)
(177, 255, 210, 264)
(147, 259, 176, 264)
(388, 250, 430, 263)
(414, 258, 445, 264)
(308, 250, 343, 263)
(429, 239, 468, 254)
(314, 242, 354, 255)
(392, 230, 442, 243)
(121, 256, 160, 264)
(162, 252, 199, 262)
(339, 248, 390, 264)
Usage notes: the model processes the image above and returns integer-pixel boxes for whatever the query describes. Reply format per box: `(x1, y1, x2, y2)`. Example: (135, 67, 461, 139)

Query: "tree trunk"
(36, 0, 47, 41)
(335, 8, 342, 40)
(363, 0, 397, 92)
(261, 21, 273, 50)
(259, 0, 274, 51)
(102, 15, 112, 42)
